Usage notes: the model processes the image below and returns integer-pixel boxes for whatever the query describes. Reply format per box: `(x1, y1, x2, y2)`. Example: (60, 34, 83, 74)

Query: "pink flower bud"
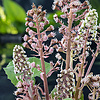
(49, 47, 54, 54)
(28, 39, 32, 44)
(37, 65, 41, 71)
(30, 62, 35, 67)
(37, 64, 40, 67)
(26, 27, 30, 32)
(40, 22, 44, 28)
(50, 25, 54, 30)
(33, 14, 37, 19)
(23, 42, 28, 47)
(45, 20, 49, 25)
(58, 1, 63, 6)
(17, 88, 23, 93)
(31, 43, 36, 49)
(44, 45, 49, 51)
(33, 37, 38, 42)
(72, 8, 78, 13)
(43, 35, 48, 41)
(62, 6, 68, 13)
(16, 81, 22, 88)
(28, 22, 34, 27)
(25, 22, 29, 26)
(50, 32, 56, 37)
(29, 30, 34, 35)
(54, 17, 59, 23)
(40, 72, 44, 81)
(50, 61, 54, 66)
(25, 17, 28, 21)
(60, 14, 66, 19)
(23, 35, 29, 41)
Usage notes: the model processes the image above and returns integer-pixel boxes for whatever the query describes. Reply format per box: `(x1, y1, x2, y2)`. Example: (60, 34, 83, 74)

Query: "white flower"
(55, 53, 62, 60)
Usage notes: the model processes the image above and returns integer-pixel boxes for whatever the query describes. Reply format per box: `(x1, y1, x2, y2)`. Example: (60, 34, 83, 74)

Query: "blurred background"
(0, 0, 100, 100)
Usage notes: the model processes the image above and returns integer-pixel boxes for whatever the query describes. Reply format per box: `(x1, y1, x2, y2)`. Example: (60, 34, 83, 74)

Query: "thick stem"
(85, 45, 99, 76)
(36, 19, 49, 100)
(66, 2, 73, 70)
(70, 49, 73, 70)
(93, 88, 96, 100)
(25, 77, 33, 100)
(75, 34, 88, 100)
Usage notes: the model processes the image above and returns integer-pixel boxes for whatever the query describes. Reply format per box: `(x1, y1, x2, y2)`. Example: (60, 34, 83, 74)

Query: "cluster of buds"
(13, 45, 42, 100)
(23, 3, 57, 58)
(52, 0, 90, 21)
(14, 80, 41, 100)
(54, 68, 75, 99)
(75, 9, 98, 51)
(81, 73, 100, 100)
(13, 45, 33, 80)
(52, 0, 90, 13)
(52, 0, 90, 55)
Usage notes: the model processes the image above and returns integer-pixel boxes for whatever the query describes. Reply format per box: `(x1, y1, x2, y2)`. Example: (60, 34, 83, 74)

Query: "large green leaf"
(3, 0, 26, 22)
(4, 57, 50, 86)
(3, 61, 18, 86)
(63, 99, 73, 100)
(28, 57, 50, 77)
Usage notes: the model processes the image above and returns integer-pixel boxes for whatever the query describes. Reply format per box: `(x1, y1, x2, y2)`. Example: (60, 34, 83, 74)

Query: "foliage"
(28, 57, 50, 77)
(4, 61, 18, 85)
(0, 43, 20, 63)
(63, 99, 73, 100)
(0, 54, 6, 70)
(0, 0, 26, 34)
(3, 1, 100, 100)
(4, 57, 50, 85)
(0, 6, 18, 34)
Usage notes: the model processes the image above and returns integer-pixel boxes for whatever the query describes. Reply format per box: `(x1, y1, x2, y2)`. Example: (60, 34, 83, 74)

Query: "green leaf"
(3, 61, 18, 86)
(28, 57, 50, 77)
(63, 98, 73, 100)
(79, 93, 84, 100)
(3, 0, 26, 22)
(50, 88, 57, 98)
(4, 57, 50, 86)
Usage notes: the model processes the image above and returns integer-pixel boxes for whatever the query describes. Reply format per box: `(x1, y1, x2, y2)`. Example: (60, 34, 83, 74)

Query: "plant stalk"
(85, 44, 99, 76)
(93, 88, 96, 100)
(66, 1, 73, 70)
(25, 77, 33, 100)
(70, 49, 73, 70)
(75, 34, 88, 100)
(36, 19, 49, 100)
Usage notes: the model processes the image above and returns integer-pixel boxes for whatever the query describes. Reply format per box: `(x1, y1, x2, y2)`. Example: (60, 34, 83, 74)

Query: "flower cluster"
(14, 80, 41, 100)
(5, 0, 100, 100)
(81, 74, 100, 99)
(13, 45, 42, 100)
(23, 3, 57, 58)
(54, 68, 75, 99)
(13, 45, 33, 80)
(52, 0, 90, 56)
(75, 9, 98, 49)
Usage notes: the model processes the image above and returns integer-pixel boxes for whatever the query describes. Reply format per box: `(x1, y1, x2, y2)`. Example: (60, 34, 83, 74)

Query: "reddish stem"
(66, 1, 73, 70)
(75, 33, 88, 100)
(85, 43, 99, 76)
(36, 19, 49, 100)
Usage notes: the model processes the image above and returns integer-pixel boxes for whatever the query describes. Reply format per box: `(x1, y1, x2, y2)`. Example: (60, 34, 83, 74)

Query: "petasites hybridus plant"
(4, 0, 100, 100)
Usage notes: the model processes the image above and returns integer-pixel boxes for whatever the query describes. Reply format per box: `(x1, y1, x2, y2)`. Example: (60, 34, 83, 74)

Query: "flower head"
(13, 45, 33, 79)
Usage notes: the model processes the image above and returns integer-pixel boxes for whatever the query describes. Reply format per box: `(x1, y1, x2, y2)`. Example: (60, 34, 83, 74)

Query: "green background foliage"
(4, 57, 50, 86)
(0, 0, 26, 34)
